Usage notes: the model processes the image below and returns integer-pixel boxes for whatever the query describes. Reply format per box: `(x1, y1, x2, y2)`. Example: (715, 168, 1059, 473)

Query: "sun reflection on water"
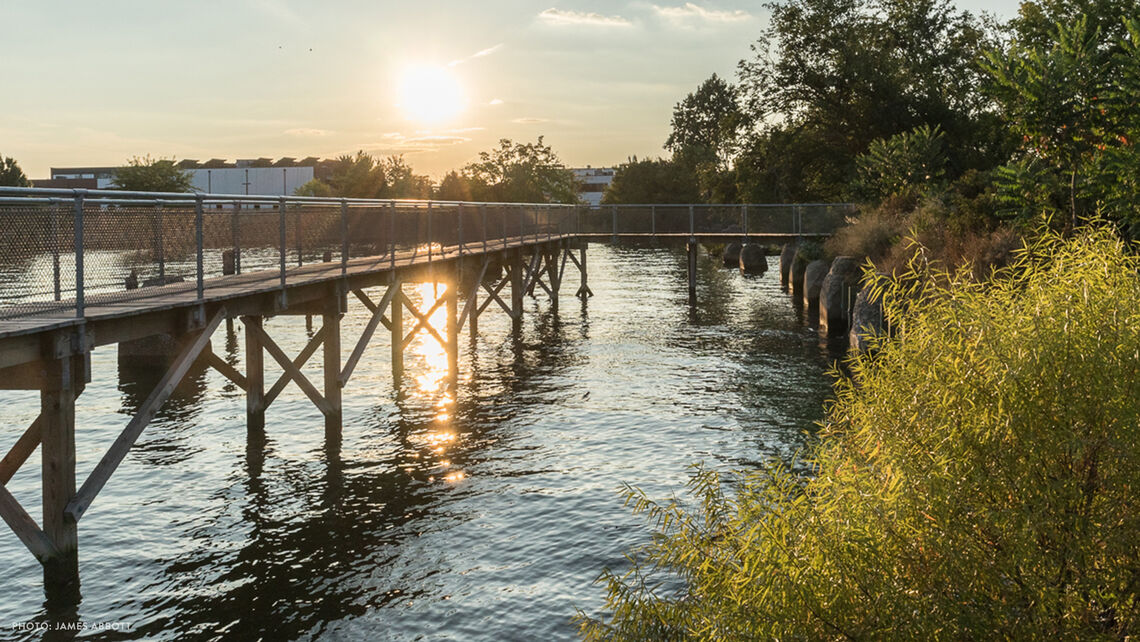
(406, 281, 465, 484)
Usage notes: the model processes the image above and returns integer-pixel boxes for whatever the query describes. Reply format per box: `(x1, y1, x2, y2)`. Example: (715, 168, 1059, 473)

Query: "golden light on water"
(411, 281, 452, 394)
(397, 64, 466, 124)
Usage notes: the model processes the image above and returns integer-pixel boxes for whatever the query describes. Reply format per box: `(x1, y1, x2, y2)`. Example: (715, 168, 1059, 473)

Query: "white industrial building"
(572, 167, 615, 207)
(48, 159, 316, 196)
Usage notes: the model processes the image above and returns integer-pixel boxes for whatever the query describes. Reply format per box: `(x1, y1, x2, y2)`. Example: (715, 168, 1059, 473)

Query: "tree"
(461, 137, 579, 204)
(983, 14, 1140, 230)
(733, 0, 1005, 201)
(666, 74, 743, 168)
(436, 171, 473, 201)
(580, 227, 1140, 639)
(601, 157, 702, 204)
(382, 155, 433, 199)
(0, 154, 30, 187)
(111, 155, 193, 192)
(298, 152, 433, 199)
(854, 124, 948, 199)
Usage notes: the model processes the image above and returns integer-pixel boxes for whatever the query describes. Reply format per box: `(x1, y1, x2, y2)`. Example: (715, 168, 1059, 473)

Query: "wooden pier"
(0, 188, 848, 601)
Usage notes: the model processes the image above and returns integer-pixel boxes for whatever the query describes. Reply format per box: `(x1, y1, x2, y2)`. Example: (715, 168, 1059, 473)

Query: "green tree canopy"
(0, 154, 30, 187)
(983, 14, 1140, 230)
(111, 156, 193, 192)
(601, 157, 702, 205)
(300, 152, 433, 199)
(461, 137, 579, 204)
(732, 0, 1005, 201)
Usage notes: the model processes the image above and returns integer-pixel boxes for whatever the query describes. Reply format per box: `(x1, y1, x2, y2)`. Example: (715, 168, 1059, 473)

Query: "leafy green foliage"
(733, 0, 1004, 201)
(580, 228, 1140, 639)
(111, 155, 193, 192)
(602, 157, 702, 205)
(0, 154, 30, 187)
(855, 125, 948, 199)
(308, 152, 433, 199)
(982, 15, 1140, 229)
(460, 137, 579, 204)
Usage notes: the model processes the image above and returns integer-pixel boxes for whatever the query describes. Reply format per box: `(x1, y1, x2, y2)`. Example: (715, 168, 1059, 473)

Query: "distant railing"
(0, 187, 852, 320)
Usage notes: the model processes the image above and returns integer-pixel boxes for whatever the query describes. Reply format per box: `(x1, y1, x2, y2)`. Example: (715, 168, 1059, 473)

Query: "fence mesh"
(0, 195, 849, 321)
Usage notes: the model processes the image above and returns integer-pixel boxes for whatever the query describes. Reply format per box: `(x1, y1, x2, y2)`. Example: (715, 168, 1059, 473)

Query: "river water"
(0, 245, 836, 641)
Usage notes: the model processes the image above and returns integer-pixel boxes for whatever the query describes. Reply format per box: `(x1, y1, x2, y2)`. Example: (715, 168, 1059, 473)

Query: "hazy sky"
(1, 0, 1023, 180)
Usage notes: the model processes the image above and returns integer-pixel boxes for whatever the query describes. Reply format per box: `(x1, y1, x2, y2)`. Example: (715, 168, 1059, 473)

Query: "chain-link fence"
(0, 188, 852, 321)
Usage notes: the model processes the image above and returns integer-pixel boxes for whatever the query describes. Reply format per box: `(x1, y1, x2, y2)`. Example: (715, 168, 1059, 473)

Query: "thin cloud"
(489, 98, 504, 106)
(450, 43, 505, 66)
(653, 3, 751, 24)
(537, 8, 633, 27)
(513, 117, 549, 124)
(371, 132, 473, 153)
(284, 128, 331, 137)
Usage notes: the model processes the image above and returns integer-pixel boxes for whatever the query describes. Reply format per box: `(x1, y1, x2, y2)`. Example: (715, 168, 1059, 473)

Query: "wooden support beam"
(446, 267, 459, 389)
(0, 417, 42, 486)
(265, 326, 327, 406)
(0, 483, 60, 562)
(521, 251, 543, 297)
(458, 258, 491, 333)
(323, 309, 342, 436)
(352, 288, 378, 313)
(246, 321, 334, 417)
(686, 242, 698, 307)
(399, 291, 449, 352)
(41, 352, 79, 601)
(510, 249, 524, 322)
(202, 347, 247, 391)
(340, 285, 397, 389)
(67, 310, 226, 524)
(478, 275, 512, 317)
(575, 244, 593, 299)
(391, 279, 404, 385)
(245, 316, 265, 431)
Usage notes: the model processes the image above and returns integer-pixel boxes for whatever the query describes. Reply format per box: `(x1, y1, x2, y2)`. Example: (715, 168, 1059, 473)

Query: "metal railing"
(0, 187, 852, 320)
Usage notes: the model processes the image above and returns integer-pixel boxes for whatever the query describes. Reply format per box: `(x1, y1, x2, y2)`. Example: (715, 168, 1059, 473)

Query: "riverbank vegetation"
(579, 227, 1140, 639)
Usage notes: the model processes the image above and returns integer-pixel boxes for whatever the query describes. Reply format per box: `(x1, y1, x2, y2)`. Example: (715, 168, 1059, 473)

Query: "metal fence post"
(481, 204, 488, 254)
(195, 194, 205, 300)
(233, 201, 241, 274)
(651, 205, 656, 236)
(457, 203, 464, 257)
(73, 192, 84, 317)
(154, 202, 165, 284)
(296, 204, 303, 267)
(389, 201, 396, 268)
(742, 204, 748, 238)
(340, 199, 348, 276)
(51, 204, 61, 301)
(689, 204, 695, 239)
(427, 202, 433, 264)
(611, 204, 617, 241)
(278, 197, 287, 289)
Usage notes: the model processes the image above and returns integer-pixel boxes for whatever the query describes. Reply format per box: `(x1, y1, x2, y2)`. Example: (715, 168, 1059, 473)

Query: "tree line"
(604, 0, 1140, 236)
(0, 137, 581, 205)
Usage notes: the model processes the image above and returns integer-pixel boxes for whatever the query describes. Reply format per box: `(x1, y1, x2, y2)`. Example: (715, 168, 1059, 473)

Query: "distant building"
(46, 157, 319, 196)
(572, 167, 615, 207)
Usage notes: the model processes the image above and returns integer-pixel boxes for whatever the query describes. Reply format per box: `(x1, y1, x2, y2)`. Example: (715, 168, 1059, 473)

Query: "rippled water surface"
(0, 245, 836, 641)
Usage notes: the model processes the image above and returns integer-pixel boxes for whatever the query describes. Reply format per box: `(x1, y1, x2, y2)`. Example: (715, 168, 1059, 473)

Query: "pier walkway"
(0, 186, 850, 602)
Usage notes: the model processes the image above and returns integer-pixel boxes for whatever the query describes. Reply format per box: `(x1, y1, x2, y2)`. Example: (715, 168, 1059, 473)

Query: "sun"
(396, 64, 466, 124)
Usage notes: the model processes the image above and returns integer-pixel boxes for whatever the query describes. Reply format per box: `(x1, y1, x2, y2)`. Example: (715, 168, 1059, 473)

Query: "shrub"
(579, 227, 1140, 640)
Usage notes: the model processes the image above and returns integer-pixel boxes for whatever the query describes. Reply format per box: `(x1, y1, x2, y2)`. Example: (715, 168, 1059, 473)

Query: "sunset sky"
(2, 0, 1022, 180)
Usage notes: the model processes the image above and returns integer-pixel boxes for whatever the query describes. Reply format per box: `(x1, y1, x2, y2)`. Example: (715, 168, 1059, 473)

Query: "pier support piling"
(446, 267, 459, 389)
(40, 354, 79, 603)
(390, 279, 404, 385)
(686, 242, 698, 307)
(323, 307, 342, 438)
(244, 316, 265, 431)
